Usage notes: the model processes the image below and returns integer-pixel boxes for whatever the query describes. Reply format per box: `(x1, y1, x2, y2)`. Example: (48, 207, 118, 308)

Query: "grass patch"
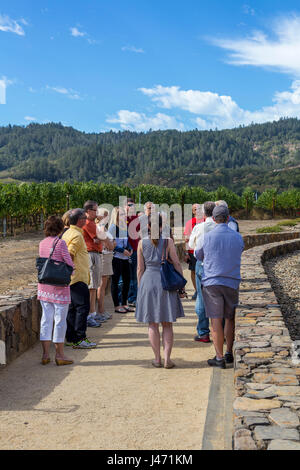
(277, 218, 300, 226)
(277, 220, 298, 227)
(256, 225, 283, 233)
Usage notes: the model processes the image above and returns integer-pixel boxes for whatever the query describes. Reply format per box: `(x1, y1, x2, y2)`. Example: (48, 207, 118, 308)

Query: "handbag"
(36, 237, 73, 286)
(160, 239, 187, 291)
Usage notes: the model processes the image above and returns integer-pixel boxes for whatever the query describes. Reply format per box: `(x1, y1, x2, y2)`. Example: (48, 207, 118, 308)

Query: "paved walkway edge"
(202, 367, 234, 450)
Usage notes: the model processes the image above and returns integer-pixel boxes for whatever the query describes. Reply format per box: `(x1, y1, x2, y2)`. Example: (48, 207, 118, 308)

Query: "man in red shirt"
(183, 203, 205, 299)
(82, 200, 103, 327)
(125, 198, 140, 307)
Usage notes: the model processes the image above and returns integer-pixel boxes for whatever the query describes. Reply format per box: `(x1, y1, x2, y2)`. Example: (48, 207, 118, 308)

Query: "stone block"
(234, 397, 281, 411)
(253, 373, 299, 386)
(269, 408, 299, 428)
(268, 440, 300, 450)
(234, 429, 257, 450)
(272, 386, 300, 396)
(245, 389, 278, 399)
(244, 351, 274, 358)
(244, 416, 270, 427)
(246, 383, 272, 391)
(254, 425, 299, 441)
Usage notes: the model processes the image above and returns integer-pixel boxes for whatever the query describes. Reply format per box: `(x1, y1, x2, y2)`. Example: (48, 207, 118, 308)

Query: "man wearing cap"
(194, 205, 244, 369)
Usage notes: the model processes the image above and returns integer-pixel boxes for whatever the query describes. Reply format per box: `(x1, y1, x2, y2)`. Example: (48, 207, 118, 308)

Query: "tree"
(242, 187, 255, 217)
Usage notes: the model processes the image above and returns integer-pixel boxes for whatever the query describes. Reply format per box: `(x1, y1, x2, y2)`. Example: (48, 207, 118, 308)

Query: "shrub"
(256, 225, 282, 233)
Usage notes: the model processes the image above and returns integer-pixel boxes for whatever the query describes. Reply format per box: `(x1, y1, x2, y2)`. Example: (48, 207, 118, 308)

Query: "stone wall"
(233, 238, 300, 450)
(0, 288, 41, 365)
(175, 230, 300, 257)
(243, 231, 300, 251)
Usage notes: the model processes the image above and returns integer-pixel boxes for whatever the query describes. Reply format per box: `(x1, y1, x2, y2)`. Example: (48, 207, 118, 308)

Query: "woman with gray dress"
(135, 215, 185, 368)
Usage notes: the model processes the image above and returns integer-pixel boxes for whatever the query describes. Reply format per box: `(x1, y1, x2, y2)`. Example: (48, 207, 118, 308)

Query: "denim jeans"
(127, 250, 138, 303)
(195, 261, 210, 337)
(112, 258, 130, 307)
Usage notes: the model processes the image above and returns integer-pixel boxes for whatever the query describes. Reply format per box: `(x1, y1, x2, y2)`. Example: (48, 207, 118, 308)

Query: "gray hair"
(203, 201, 215, 217)
(69, 208, 85, 225)
(215, 200, 228, 209)
(144, 201, 154, 210)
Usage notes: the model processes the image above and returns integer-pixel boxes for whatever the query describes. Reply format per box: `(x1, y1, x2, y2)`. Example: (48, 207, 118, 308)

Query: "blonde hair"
(62, 210, 71, 227)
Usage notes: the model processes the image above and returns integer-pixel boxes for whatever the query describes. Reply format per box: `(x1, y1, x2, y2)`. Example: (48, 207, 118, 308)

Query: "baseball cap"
(213, 205, 229, 219)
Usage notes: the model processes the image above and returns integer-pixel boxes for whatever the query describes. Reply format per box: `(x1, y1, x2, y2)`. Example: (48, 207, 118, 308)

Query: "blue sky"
(1, 0, 300, 132)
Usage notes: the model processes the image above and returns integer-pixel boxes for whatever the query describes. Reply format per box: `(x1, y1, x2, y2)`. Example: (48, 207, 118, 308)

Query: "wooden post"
(3, 217, 6, 237)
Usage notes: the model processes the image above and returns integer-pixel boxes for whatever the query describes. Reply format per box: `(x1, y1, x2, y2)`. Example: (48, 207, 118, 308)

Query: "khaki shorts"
(101, 253, 113, 276)
(202, 285, 239, 319)
(88, 252, 102, 289)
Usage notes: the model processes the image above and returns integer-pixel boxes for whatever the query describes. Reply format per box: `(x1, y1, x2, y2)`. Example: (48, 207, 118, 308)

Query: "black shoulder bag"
(36, 237, 73, 286)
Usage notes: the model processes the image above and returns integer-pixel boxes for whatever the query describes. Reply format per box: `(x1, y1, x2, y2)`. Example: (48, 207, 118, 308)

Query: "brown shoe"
(41, 358, 51, 365)
(55, 358, 74, 366)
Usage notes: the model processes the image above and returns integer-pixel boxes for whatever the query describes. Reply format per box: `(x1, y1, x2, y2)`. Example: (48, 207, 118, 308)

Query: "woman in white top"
(96, 208, 115, 321)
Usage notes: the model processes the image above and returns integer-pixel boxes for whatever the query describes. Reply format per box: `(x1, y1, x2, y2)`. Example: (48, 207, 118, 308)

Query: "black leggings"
(111, 257, 131, 306)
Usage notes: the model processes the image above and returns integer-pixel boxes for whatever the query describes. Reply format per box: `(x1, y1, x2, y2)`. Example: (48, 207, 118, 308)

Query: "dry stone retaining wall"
(234, 238, 300, 450)
(0, 287, 41, 365)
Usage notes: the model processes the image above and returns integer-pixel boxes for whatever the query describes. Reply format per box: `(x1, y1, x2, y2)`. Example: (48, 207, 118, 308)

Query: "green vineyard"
(1, 182, 300, 235)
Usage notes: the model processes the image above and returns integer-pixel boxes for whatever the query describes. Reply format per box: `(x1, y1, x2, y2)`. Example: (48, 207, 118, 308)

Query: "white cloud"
(134, 81, 300, 130)
(46, 85, 81, 100)
(24, 116, 37, 122)
(211, 15, 300, 77)
(70, 26, 99, 45)
(242, 4, 255, 16)
(121, 45, 145, 53)
(140, 85, 240, 117)
(70, 27, 86, 37)
(107, 110, 184, 132)
(0, 14, 26, 36)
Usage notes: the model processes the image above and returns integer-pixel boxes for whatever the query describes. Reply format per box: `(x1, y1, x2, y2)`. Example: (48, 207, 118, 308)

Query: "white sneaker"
(104, 312, 112, 320)
(87, 315, 101, 328)
(94, 313, 107, 322)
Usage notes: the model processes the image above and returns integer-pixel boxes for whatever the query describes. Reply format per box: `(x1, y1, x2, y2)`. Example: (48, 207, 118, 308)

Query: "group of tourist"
(37, 196, 244, 370)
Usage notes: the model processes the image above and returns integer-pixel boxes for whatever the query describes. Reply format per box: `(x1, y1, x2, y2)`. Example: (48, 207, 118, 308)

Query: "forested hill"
(1, 118, 300, 193)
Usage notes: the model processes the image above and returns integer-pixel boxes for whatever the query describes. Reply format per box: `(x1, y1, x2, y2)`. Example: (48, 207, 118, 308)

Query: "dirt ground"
(0, 219, 295, 295)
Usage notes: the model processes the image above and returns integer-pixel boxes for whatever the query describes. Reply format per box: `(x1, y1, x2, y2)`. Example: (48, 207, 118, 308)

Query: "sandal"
(152, 360, 162, 368)
(124, 306, 135, 312)
(115, 308, 127, 313)
(164, 361, 175, 369)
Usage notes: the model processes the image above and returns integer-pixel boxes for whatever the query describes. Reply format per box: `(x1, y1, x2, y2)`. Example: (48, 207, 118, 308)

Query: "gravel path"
(264, 250, 300, 340)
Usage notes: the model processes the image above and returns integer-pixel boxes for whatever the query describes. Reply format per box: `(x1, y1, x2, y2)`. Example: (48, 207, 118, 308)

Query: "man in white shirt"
(189, 201, 216, 343)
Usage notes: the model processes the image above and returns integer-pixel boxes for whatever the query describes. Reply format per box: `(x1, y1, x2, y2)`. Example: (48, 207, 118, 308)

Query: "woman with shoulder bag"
(37, 216, 74, 366)
(135, 214, 185, 368)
